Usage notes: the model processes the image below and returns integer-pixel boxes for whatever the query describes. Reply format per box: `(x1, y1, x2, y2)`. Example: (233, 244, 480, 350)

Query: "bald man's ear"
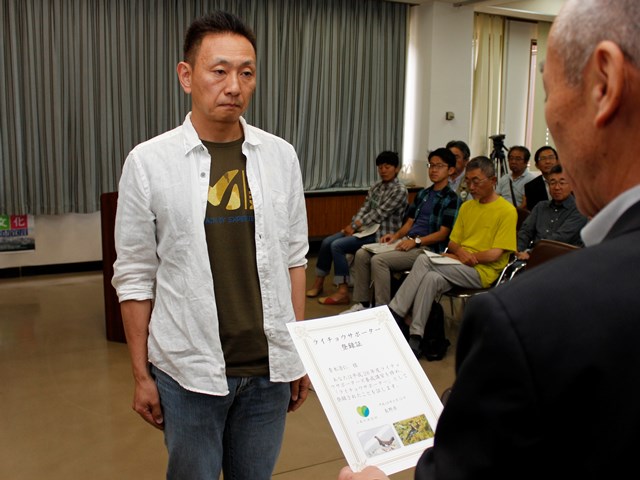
(177, 61, 193, 94)
(590, 40, 625, 128)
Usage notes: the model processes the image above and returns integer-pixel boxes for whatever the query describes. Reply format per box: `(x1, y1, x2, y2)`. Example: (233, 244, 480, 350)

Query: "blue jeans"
(151, 365, 290, 480)
(315, 231, 376, 284)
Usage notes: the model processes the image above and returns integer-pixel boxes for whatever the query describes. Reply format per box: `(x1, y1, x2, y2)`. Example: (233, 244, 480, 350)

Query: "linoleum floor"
(0, 255, 458, 480)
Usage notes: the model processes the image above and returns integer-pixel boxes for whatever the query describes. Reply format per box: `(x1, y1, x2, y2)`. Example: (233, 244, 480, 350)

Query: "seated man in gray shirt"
(516, 164, 588, 259)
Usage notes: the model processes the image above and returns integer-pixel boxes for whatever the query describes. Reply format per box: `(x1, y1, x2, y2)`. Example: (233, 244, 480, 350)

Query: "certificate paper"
(287, 306, 443, 475)
(361, 240, 401, 255)
(424, 249, 462, 265)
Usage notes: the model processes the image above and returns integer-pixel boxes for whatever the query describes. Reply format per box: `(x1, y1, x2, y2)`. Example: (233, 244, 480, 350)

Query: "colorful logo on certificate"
(356, 405, 370, 417)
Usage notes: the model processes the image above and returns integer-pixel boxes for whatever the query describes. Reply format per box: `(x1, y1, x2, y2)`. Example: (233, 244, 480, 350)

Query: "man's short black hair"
(428, 147, 456, 169)
(549, 164, 563, 175)
(534, 145, 558, 164)
(183, 11, 257, 65)
(508, 145, 531, 162)
(446, 140, 471, 160)
(375, 151, 400, 168)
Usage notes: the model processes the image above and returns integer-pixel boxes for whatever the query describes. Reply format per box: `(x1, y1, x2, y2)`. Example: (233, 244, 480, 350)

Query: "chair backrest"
(516, 207, 530, 231)
(526, 239, 579, 270)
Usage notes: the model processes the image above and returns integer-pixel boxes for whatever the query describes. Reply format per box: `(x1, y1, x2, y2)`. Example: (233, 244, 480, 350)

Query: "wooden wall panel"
(305, 188, 419, 240)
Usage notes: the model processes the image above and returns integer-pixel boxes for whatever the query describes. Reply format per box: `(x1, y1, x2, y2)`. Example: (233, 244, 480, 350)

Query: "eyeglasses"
(539, 154, 557, 161)
(549, 180, 570, 187)
(508, 156, 525, 161)
(428, 163, 448, 169)
(466, 177, 491, 186)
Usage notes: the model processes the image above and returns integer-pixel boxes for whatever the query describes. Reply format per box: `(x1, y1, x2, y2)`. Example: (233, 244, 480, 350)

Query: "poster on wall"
(0, 214, 36, 252)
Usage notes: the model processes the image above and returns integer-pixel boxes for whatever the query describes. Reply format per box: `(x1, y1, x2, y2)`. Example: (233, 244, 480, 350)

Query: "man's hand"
(342, 224, 356, 236)
(454, 248, 479, 266)
(380, 233, 394, 243)
(338, 465, 390, 480)
(132, 376, 164, 430)
(395, 238, 416, 251)
(288, 374, 311, 412)
(516, 251, 530, 260)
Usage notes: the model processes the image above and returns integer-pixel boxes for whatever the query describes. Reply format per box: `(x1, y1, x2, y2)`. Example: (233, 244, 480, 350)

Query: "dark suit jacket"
(416, 200, 640, 479)
(523, 174, 549, 211)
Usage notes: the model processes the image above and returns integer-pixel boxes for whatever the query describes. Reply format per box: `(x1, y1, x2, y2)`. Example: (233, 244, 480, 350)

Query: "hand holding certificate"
(287, 307, 443, 475)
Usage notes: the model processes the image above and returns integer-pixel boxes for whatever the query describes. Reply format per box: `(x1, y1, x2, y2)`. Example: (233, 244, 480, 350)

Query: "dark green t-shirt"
(203, 138, 268, 376)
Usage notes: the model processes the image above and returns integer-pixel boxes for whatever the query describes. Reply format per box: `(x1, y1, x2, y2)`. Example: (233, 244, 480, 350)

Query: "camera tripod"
(489, 134, 509, 179)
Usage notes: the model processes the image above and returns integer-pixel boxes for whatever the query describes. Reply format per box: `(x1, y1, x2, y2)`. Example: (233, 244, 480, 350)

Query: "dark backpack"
(420, 301, 450, 361)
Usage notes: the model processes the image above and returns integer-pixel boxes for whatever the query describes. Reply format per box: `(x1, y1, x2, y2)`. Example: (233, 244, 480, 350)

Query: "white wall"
(0, 213, 102, 269)
(403, 1, 474, 187)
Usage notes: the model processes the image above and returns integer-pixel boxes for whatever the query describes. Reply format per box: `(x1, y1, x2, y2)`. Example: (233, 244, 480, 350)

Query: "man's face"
(543, 32, 595, 215)
(377, 163, 400, 183)
(548, 172, 573, 203)
(508, 150, 528, 176)
(449, 147, 467, 175)
(536, 148, 559, 175)
(179, 33, 256, 128)
(427, 156, 452, 184)
(465, 167, 496, 202)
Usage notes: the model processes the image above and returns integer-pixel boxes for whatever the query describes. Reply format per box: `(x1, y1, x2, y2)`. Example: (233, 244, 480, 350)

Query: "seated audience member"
(446, 140, 472, 202)
(521, 145, 559, 211)
(339, 1, 640, 478)
(496, 145, 536, 206)
(338, 0, 640, 480)
(307, 151, 408, 305)
(516, 164, 587, 259)
(388, 156, 516, 357)
(342, 148, 460, 314)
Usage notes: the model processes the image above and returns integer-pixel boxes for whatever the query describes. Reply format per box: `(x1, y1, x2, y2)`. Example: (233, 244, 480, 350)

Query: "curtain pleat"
(0, 0, 407, 215)
(470, 13, 505, 159)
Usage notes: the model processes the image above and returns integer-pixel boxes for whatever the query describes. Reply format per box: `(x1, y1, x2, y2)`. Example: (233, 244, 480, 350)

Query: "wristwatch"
(414, 236, 422, 246)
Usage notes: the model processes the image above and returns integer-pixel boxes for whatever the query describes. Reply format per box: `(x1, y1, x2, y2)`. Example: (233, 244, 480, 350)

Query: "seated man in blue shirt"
(516, 164, 588, 259)
(342, 148, 460, 313)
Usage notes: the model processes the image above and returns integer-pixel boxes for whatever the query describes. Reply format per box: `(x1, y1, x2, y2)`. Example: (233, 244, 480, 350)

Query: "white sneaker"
(340, 303, 368, 315)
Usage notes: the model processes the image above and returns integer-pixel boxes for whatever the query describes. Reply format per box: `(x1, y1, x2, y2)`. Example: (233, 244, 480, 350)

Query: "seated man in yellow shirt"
(388, 156, 517, 358)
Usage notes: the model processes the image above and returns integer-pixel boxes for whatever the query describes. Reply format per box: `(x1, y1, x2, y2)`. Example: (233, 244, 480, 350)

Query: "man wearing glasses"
(516, 164, 587, 259)
(387, 156, 517, 358)
(521, 145, 560, 211)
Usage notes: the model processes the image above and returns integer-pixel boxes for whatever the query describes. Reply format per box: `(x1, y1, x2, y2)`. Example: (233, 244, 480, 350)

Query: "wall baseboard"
(0, 261, 103, 279)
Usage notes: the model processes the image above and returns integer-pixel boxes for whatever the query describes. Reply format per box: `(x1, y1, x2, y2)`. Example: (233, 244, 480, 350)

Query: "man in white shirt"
(112, 11, 310, 480)
(496, 145, 535, 207)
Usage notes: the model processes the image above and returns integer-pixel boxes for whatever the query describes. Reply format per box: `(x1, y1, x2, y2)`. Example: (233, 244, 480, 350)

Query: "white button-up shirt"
(112, 113, 308, 395)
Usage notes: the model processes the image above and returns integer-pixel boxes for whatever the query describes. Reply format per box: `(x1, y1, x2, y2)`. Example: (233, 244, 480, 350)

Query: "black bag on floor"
(420, 301, 450, 361)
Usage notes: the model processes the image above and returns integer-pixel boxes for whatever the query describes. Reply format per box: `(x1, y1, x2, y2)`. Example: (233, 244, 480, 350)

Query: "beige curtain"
(470, 13, 505, 159)
(0, 0, 408, 215)
(531, 21, 553, 151)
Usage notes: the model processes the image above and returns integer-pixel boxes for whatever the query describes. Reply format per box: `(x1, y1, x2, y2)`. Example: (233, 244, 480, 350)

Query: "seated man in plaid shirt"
(343, 147, 460, 313)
